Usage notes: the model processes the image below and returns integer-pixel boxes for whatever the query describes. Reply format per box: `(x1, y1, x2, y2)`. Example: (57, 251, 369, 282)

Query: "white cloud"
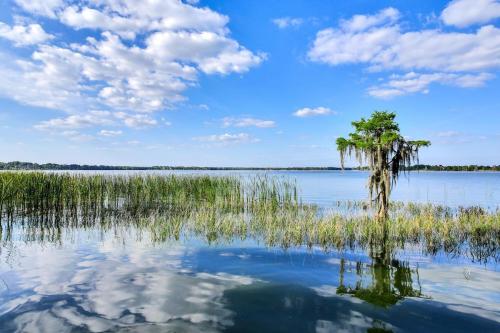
(99, 129, 122, 137)
(114, 112, 158, 129)
(309, 15, 500, 72)
(436, 130, 460, 137)
(0, 22, 53, 46)
(59, 6, 141, 39)
(308, 25, 399, 67)
(145, 30, 264, 75)
(222, 117, 276, 128)
(34, 111, 113, 130)
(368, 72, 494, 98)
(34, 110, 159, 131)
(0, 50, 93, 111)
(15, 0, 229, 34)
(340, 7, 400, 32)
(61, 130, 95, 142)
(14, 0, 64, 19)
(433, 131, 488, 144)
(2, 0, 264, 134)
(272, 17, 304, 29)
(441, 0, 500, 27)
(193, 133, 258, 144)
(308, 6, 500, 98)
(293, 107, 335, 117)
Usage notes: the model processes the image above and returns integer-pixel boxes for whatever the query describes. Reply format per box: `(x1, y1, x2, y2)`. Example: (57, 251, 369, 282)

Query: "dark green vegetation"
(336, 111, 431, 219)
(0, 161, 346, 171)
(1, 161, 499, 171)
(409, 164, 500, 171)
(0, 172, 498, 263)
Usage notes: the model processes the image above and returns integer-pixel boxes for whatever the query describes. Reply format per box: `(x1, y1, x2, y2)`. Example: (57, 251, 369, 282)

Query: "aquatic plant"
(0, 172, 299, 222)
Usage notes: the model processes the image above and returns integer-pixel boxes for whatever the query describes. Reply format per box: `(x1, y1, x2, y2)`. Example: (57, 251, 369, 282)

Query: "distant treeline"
(406, 164, 500, 172)
(0, 161, 345, 171)
(0, 161, 498, 171)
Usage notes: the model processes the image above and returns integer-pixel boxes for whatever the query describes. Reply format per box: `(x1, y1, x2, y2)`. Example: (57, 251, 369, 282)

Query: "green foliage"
(336, 111, 430, 218)
(408, 164, 500, 171)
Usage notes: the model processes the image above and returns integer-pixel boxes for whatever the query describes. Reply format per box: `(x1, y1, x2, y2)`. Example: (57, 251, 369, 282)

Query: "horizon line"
(1, 161, 499, 171)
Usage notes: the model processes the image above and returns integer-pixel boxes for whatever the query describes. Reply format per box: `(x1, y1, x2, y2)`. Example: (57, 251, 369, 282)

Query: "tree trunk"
(376, 149, 390, 220)
(377, 176, 389, 220)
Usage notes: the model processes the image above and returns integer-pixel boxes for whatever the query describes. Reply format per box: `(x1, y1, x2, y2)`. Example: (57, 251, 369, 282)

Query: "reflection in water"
(1, 202, 499, 265)
(0, 227, 499, 332)
(336, 257, 423, 308)
(0, 235, 252, 332)
(222, 283, 395, 333)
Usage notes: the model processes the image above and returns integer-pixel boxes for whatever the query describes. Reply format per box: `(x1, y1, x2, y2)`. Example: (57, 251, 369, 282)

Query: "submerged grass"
(0, 172, 499, 262)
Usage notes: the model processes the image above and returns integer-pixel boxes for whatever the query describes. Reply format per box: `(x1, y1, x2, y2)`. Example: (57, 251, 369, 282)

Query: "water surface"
(0, 171, 499, 332)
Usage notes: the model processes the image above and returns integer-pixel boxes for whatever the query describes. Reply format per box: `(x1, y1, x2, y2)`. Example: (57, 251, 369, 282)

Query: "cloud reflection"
(0, 230, 254, 332)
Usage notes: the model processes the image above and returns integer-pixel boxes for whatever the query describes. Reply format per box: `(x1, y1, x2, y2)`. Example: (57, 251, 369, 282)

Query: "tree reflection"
(336, 253, 424, 307)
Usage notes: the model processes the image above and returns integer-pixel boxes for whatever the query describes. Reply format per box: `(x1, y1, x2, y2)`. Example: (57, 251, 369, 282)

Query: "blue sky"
(0, 0, 499, 167)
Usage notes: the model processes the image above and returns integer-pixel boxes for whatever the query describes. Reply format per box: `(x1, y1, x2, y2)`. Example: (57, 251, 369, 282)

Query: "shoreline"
(1, 163, 499, 172)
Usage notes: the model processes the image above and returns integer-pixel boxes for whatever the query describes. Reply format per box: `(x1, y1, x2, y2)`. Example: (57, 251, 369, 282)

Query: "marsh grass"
(0, 172, 498, 262)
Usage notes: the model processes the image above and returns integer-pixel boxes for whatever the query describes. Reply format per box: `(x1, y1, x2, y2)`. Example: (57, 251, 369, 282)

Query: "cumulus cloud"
(0, 22, 53, 46)
(441, 0, 500, 27)
(222, 117, 276, 128)
(3, 0, 264, 134)
(34, 110, 159, 131)
(114, 112, 158, 129)
(99, 129, 122, 137)
(368, 72, 494, 98)
(308, 5, 500, 97)
(14, 0, 64, 19)
(193, 133, 258, 144)
(146, 30, 264, 75)
(0, 51, 94, 111)
(309, 11, 500, 72)
(34, 111, 113, 130)
(339, 7, 400, 32)
(293, 107, 335, 117)
(272, 17, 304, 29)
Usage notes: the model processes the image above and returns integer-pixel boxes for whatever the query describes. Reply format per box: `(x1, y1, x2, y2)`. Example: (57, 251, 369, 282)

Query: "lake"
(0, 171, 499, 332)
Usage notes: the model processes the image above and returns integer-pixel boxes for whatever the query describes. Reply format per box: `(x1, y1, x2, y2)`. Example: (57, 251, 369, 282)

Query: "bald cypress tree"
(337, 111, 430, 219)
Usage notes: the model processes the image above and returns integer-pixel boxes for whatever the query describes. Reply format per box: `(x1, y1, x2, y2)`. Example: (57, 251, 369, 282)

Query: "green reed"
(0, 172, 499, 262)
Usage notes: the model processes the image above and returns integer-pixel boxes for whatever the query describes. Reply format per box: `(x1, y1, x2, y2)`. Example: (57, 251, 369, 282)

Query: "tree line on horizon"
(0, 161, 498, 171)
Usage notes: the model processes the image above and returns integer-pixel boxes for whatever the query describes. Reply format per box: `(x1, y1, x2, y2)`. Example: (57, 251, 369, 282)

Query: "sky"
(0, 0, 499, 167)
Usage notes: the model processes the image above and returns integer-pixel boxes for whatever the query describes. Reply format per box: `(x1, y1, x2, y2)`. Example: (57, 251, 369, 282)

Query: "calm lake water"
(0, 171, 499, 332)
